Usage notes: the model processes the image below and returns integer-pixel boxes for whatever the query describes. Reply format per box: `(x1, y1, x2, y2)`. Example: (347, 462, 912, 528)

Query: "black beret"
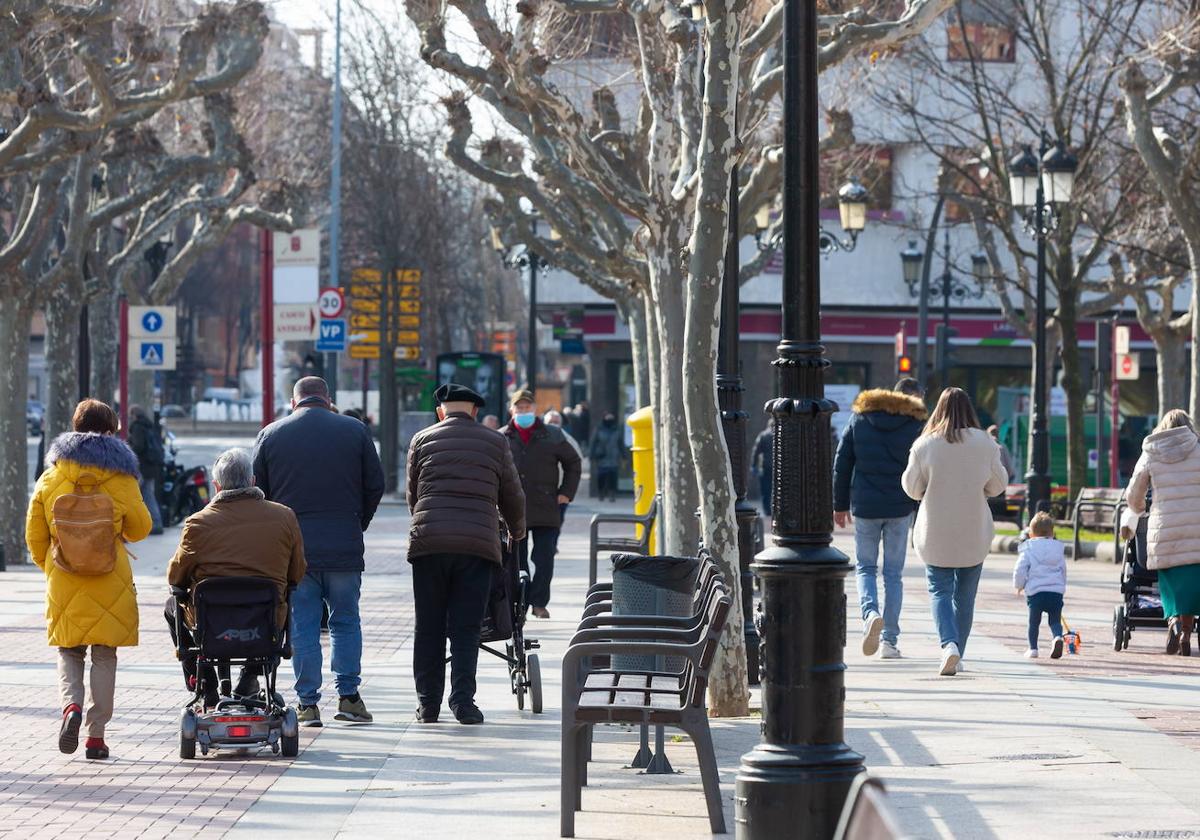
(435, 383, 486, 406)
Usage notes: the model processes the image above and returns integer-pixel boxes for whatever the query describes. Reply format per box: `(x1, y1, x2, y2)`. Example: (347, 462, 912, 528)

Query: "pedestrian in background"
(128, 404, 165, 534)
(833, 378, 927, 660)
(544, 409, 583, 458)
(588, 412, 626, 502)
(26, 399, 152, 760)
(1013, 511, 1067, 660)
(902, 387, 1008, 676)
(407, 384, 525, 724)
(752, 419, 775, 516)
(253, 377, 385, 727)
(482, 414, 501, 431)
(988, 424, 1016, 481)
(1124, 409, 1200, 656)
(504, 390, 581, 619)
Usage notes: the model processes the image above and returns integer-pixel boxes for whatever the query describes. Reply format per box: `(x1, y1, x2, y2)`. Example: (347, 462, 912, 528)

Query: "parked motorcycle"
(158, 430, 211, 527)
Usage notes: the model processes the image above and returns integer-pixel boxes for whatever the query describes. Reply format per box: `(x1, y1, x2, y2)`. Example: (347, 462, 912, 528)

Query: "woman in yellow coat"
(26, 399, 152, 760)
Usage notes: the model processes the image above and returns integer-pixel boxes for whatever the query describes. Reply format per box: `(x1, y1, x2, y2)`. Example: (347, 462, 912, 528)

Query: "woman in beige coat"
(1124, 409, 1200, 656)
(902, 388, 1008, 676)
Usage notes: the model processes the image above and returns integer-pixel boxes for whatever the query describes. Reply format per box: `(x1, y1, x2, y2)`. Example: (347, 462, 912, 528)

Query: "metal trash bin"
(611, 554, 700, 672)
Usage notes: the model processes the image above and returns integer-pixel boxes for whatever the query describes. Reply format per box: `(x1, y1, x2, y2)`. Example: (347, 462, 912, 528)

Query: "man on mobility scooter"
(166, 448, 307, 758)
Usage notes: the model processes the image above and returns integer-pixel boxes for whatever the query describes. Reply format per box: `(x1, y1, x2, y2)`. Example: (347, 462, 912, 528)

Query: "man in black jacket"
(253, 377, 385, 727)
(407, 384, 526, 724)
(833, 378, 927, 660)
(128, 405, 165, 534)
(503, 390, 582, 619)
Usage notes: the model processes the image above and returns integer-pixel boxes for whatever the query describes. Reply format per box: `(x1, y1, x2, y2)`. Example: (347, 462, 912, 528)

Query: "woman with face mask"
(502, 390, 582, 618)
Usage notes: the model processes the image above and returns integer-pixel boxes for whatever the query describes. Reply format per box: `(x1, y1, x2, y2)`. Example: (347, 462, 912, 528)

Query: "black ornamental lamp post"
(1007, 135, 1077, 520)
(492, 220, 557, 394)
(735, 0, 866, 835)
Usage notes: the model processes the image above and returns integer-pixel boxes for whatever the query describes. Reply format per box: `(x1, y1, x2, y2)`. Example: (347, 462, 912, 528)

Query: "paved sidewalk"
(1, 505, 1198, 838)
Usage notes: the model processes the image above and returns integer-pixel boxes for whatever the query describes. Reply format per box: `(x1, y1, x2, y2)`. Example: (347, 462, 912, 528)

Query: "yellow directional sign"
(351, 268, 382, 282)
(397, 346, 420, 361)
(395, 330, 420, 345)
(350, 314, 421, 329)
(353, 330, 381, 344)
(399, 300, 420, 313)
(349, 344, 380, 360)
(398, 284, 420, 298)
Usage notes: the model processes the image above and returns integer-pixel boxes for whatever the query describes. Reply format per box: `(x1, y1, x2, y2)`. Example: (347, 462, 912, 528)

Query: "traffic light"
(894, 327, 911, 378)
(896, 354, 913, 377)
(934, 324, 958, 379)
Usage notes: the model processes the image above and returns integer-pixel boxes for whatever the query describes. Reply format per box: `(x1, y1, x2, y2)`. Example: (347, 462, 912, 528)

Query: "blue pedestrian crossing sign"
(140, 343, 164, 366)
(316, 318, 347, 352)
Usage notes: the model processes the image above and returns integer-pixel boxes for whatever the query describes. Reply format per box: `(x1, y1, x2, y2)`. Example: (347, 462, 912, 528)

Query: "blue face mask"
(514, 412, 536, 429)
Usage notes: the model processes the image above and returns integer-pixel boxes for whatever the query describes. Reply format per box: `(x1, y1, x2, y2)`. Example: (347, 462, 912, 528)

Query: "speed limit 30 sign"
(318, 287, 345, 319)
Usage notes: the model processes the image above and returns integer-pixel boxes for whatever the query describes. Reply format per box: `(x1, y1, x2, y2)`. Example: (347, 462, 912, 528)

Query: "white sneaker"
(1024, 648, 1039, 659)
(879, 641, 901, 659)
(1050, 636, 1064, 659)
(862, 613, 884, 657)
(939, 643, 961, 676)
(955, 660, 964, 674)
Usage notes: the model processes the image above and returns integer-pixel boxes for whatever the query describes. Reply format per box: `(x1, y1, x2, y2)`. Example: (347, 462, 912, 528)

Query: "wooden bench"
(560, 585, 731, 837)
(1071, 487, 1124, 559)
(588, 495, 659, 586)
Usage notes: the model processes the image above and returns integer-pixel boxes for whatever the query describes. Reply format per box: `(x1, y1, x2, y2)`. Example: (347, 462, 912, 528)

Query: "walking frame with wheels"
(172, 576, 299, 759)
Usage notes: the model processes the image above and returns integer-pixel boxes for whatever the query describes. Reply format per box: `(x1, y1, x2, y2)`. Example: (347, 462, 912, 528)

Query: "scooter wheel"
(281, 730, 299, 758)
(180, 731, 196, 760)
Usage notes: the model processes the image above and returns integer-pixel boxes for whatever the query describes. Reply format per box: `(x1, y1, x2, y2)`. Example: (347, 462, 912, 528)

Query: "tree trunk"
(44, 289, 84, 440)
(1150, 326, 1189, 413)
(643, 290, 662, 491)
(649, 250, 699, 557)
(622, 295, 651, 409)
(128, 370, 155, 418)
(1057, 292, 1088, 498)
(380, 266, 399, 493)
(0, 291, 35, 566)
(89, 281, 120, 403)
(680, 9, 747, 716)
(1190, 241, 1200, 422)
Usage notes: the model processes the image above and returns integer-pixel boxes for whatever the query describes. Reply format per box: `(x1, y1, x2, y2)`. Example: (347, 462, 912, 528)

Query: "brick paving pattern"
(0, 511, 413, 838)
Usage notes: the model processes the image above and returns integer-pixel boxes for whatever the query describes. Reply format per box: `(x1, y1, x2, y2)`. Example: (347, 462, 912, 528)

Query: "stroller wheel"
(528, 654, 543, 715)
(1113, 605, 1127, 652)
(514, 668, 526, 710)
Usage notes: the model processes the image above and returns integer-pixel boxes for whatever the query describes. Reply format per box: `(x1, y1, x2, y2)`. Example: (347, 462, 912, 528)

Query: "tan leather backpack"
(50, 473, 117, 576)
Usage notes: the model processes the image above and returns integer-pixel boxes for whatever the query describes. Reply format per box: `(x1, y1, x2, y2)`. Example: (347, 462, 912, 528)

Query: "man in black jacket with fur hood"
(833, 377, 927, 661)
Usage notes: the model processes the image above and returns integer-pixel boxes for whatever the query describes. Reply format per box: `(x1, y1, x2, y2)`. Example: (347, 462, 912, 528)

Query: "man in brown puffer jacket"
(406, 383, 525, 725)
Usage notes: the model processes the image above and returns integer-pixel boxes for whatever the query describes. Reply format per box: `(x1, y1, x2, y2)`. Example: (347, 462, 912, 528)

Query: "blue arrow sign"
(141, 311, 164, 333)
(316, 319, 347, 352)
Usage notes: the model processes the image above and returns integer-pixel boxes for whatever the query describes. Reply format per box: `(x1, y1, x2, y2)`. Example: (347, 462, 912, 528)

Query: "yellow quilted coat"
(25, 432, 152, 648)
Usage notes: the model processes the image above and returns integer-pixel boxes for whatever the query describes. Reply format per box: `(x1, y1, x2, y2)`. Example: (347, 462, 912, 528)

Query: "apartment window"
(947, 1, 1016, 63)
(821, 145, 894, 212)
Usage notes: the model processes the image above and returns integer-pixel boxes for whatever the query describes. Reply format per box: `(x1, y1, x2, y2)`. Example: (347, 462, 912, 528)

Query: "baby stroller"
(1112, 498, 1166, 651)
(477, 531, 543, 713)
(171, 576, 299, 758)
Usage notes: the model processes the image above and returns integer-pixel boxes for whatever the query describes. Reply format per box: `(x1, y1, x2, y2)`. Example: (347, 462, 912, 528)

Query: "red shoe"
(58, 705, 82, 754)
(84, 737, 109, 760)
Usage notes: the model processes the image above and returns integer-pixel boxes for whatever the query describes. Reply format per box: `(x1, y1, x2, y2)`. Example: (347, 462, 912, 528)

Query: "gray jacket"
(253, 405, 385, 572)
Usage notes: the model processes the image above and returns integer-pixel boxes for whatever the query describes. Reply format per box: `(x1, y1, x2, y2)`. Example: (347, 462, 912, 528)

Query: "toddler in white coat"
(1013, 512, 1068, 659)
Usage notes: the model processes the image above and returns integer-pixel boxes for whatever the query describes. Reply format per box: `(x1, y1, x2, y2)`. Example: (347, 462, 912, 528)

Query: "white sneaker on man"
(1024, 648, 1039, 659)
(955, 660, 964, 674)
(879, 641, 901, 659)
(862, 613, 884, 657)
(939, 642, 961, 676)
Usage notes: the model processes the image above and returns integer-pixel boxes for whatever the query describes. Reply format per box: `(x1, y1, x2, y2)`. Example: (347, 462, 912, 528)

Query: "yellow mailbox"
(626, 406, 657, 553)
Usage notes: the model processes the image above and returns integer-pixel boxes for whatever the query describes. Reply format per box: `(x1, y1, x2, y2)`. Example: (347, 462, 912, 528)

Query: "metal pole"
(261, 228, 274, 427)
(1110, 319, 1120, 488)
(1026, 135, 1051, 519)
(916, 195, 945, 386)
(1095, 319, 1104, 486)
(118, 296, 129, 439)
(326, 0, 343, 400)
(362, 358, 369, 414)
(717, 145, 761, 686)
(735, 0, 864, 833)
(527, 251, 539, 392)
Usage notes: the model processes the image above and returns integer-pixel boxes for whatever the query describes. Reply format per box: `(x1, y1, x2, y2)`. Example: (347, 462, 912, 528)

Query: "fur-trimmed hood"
(852, 389, 928, 421)
(46, 432, 140, 479)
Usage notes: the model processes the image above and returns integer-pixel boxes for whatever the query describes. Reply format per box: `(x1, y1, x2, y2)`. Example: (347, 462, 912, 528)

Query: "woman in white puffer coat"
(1125, 409, 1200, 656)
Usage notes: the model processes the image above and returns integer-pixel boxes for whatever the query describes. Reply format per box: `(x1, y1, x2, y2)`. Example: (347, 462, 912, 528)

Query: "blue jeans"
(291, 570, 363, 704)
(924, 563, 984, 656)
(139, 477, 162, 532)
(854, 515, 910, 645)
(1026, 591, 1064, 649)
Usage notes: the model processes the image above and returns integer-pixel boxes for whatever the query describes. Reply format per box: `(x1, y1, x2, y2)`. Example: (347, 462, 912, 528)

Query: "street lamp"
(900, 240, 923, 288)
(1008, 132, 1077, 520)
(491, 221, 543, 393)
(735, 0, 864, 836)
(753, 178, 869, 255)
